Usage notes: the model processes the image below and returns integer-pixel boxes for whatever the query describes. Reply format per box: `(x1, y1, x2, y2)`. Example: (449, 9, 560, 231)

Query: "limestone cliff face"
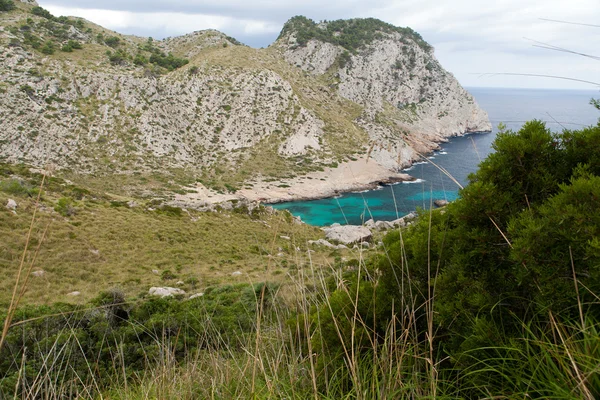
(276, 18, 491, 168)
(0, 8, 490, 189)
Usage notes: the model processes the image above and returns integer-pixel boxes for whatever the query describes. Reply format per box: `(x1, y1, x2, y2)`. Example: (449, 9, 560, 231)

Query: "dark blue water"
(272, 88, 600, 226)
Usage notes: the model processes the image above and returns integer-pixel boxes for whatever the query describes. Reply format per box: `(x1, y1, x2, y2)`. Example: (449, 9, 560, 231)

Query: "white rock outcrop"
(6, 199, 17, 211)
(149, 287, 186, 298)
(322, 225, 372, 245)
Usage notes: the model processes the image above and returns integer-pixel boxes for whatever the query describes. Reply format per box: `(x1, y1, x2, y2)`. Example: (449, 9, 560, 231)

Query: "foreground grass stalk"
(0, 172, 46, 352)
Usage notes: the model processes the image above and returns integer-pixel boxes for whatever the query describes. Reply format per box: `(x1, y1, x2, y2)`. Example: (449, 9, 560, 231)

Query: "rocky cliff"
(276, 17, 491, 168)
(0, 5, 490, 200)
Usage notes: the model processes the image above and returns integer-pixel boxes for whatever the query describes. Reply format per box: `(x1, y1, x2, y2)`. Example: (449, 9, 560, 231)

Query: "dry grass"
(0, 185, 348, 306)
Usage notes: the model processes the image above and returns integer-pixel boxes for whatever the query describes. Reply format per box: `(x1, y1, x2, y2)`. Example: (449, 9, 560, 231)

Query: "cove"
(271, 131, 495, 226)
(270, 88, 600, 227)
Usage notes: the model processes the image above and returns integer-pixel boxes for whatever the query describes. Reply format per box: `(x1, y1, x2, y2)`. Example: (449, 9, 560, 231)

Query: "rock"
(127, 201, 138, 208)
(322, 225, 372, 245)
(176, 280, 185, 286)
(434, 199, 450, 207)
(149, 287, 186, 298)
(90, 249, 100, 256)
(189, 293, 204, 300)
(280, 235, 291, 240)
(405, 212, 417, 221)
(308, 239, 348, 250)
(390, 217, 406, 227)
(231, 271, 243, 277)
(67, 291, 81, 297)
(6, 199, 17, 211)
(375, 220, 393, 231)
(364, 219, 376, 229)
(152, 269, 160, 275)
(31, 270, 45, 277)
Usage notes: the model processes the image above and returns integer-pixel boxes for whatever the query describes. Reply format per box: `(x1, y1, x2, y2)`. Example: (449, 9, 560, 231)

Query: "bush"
(104, 36, 121, 48)
(40, 40, 55, 55)
(54, 196, 76, 216)
(0, 283, 277, 397)
(31, 6, 55, 20)
(0, 0, 15, 12)
(0, 179, 33, 196)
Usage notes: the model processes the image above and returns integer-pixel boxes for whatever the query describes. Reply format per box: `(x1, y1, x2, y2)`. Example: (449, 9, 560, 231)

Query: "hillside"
(0, 3, 490, 205)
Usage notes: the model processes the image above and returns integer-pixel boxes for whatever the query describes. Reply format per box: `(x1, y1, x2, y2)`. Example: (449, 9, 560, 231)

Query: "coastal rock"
(322, 225, 372, 245)
(375, 220, 394, 231)
(434, 199, 450, 207)
(149, 287, 186, 298)
(390, 212, 417, 227)
(391, 217, 406, 228)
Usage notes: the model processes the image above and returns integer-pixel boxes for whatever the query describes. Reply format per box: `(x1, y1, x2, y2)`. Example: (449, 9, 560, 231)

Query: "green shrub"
(40, 40, 55, 55)
(104, 36, 121, 48)
(54, 196, 76, 216)
(0, 179, 32, 195)
(31, 6, 55, 20)
(0, 0, 14, 12)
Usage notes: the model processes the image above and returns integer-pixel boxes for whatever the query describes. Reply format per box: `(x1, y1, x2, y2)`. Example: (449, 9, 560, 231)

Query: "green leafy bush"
(0, 283, 277, 397)
(40, 40, 55, 55)
(0, 0, 15, 12)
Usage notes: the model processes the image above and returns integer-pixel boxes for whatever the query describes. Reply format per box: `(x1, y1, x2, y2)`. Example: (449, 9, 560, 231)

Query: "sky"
(38, 0, 600, 90)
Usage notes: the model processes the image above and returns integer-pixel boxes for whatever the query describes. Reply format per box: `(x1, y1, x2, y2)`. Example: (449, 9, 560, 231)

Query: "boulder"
(322, 225, 372, 245)
(375, 220, 393, 231)
(390, 217, 406, 227)
(308, 238, 348, 249)
(434, 199, 450, 207)
(6, 199, 17, 211)
(149, 287, 186, 298)
(364, 219, 377, 229)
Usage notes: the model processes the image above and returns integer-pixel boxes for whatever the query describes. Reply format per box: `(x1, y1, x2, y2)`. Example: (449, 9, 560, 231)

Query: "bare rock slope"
(0, 7, 490, 200)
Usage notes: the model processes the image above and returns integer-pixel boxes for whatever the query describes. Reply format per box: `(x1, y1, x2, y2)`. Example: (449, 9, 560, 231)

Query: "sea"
(271, 88, 600, 226)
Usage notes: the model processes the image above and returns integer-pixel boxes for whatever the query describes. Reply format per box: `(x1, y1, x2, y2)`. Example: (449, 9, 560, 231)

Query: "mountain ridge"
(0, 4, 491, 205)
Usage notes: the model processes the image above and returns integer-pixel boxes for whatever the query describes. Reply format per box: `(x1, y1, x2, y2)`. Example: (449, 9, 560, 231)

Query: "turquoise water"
(272, 88, 600, 226)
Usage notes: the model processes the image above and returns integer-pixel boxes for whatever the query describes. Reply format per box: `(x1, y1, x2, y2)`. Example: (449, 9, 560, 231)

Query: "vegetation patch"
(279, 16, 432, 53)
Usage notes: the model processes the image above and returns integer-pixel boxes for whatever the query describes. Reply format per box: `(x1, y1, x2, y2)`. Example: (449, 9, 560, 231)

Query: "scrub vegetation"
(1, 119, 599, 398)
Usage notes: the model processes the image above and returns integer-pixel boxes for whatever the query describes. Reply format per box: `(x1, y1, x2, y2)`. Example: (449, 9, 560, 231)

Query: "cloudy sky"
(38, 0, 600, 90)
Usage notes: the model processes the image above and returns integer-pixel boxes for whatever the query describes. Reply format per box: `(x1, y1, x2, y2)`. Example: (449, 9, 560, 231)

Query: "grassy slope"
(0, 165, 345, 307)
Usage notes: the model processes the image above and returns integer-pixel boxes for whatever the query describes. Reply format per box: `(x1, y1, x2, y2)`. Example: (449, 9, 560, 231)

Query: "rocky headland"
(0, 5, 491, 207)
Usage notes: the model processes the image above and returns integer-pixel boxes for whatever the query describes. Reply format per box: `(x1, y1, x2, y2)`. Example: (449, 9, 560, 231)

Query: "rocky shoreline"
(171, 157, 415, 208)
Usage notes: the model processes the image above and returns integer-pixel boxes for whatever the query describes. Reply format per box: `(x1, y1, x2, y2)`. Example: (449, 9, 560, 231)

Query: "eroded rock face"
(277, 23, 491, 169)
(0, 14, 490, 188)
(322, 225, 372, 245)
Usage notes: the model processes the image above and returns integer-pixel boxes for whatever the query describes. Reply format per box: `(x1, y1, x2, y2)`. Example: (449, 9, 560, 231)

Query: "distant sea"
(271, 88, 600, 226)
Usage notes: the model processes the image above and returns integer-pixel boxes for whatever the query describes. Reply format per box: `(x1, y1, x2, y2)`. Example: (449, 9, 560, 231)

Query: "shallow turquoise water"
(272, 88, 600, 226)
